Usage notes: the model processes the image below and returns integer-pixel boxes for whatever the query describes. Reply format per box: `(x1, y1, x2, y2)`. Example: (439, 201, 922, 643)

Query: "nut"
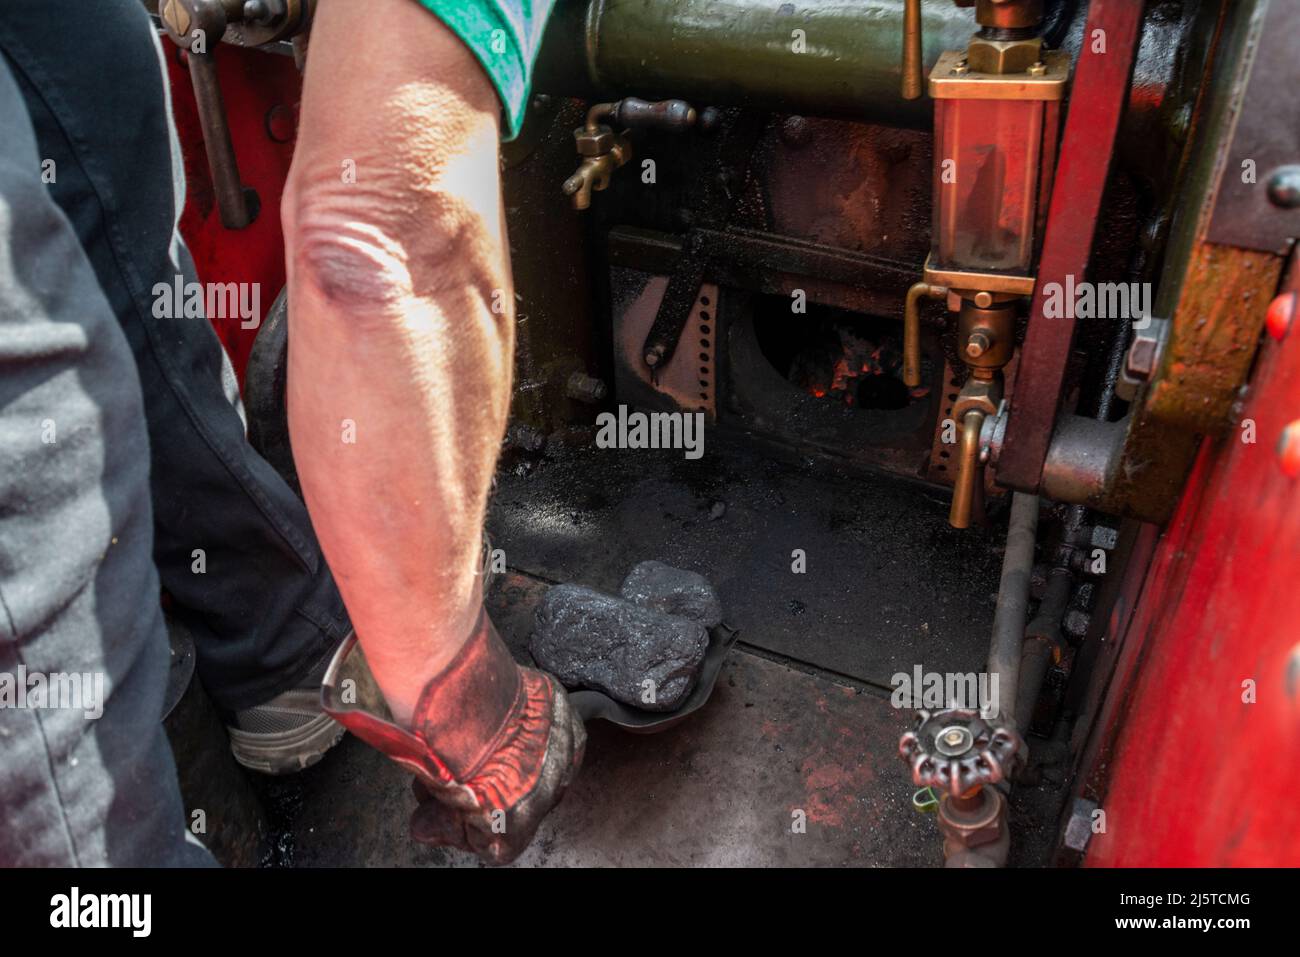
(938, 789, 1005, 850)
(1124, 319, 1168, 381)
(1062, 609, 1091, 641)
(574, 125, 615, 157)
(1064, 797, 1100, 852)
(967, 36, 1043, 75)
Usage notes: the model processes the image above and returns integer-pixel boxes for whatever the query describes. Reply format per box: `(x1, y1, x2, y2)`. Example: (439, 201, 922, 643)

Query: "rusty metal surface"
(1105, 0, 1287, 522)
(1145, 243, 1281, 436)
(1205, 0, 1300, 254)
(762, 118, 933, 268)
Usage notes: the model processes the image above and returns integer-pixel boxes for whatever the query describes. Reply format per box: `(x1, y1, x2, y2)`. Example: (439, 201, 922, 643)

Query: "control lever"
(160, 0, 311, 228)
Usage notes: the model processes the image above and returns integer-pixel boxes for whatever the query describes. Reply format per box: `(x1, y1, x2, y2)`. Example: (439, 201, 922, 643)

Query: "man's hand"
(321, 612, 585, 866)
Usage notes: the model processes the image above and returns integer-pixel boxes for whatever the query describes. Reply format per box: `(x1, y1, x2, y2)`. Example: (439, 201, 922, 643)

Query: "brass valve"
(563, 98, 698, 211)
(947, 296, 1015, 529)
(562, 135, 632, 211)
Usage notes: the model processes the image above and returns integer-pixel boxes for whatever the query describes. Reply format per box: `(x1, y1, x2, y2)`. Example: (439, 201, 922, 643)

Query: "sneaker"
(226, 647, 347, 775)
(226, 535, 499, 775)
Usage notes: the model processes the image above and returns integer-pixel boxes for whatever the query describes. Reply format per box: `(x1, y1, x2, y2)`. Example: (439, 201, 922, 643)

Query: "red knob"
(1266, 291, 1296, 342)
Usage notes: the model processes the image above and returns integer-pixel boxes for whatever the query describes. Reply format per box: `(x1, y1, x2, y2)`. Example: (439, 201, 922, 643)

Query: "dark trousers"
(0, 0, 347, 864)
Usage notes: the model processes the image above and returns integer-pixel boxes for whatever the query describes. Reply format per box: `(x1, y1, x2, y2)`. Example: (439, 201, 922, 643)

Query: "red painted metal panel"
(997, 0, 1145, 490)
(1087, 273, 1300, 866)
(163, 42, 302, 385)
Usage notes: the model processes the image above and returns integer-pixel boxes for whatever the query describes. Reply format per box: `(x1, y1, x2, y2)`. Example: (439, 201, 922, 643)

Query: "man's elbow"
(282, 173, 486, 318)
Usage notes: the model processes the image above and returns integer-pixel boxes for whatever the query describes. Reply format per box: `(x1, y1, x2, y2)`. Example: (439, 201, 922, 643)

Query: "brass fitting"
(564, 98, 695, 211)
(957, 296, 1017, 371)
(903, 281, 948, 387)
(974, 0, 1044, 31)
(562, 138, 631, 211)
(967, 35, 1044, 75)
(949, 376, 1002, 529)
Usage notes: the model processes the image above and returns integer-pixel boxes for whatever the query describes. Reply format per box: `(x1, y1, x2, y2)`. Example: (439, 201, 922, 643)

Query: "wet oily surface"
(486, 429, 1007, 692)
(267, 440, 1061, 867)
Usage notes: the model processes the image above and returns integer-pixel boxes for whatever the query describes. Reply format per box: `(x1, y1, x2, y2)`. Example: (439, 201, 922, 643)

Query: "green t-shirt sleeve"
(416, 0, 556, 140)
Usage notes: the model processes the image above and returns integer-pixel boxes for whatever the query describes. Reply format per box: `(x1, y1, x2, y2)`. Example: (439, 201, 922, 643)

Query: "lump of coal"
(530, 584, 709, 711)
(620, 560, 724, 629)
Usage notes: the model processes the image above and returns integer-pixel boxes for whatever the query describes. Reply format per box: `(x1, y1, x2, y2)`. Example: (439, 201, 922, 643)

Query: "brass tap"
(562, 140, 631, 211)
(946, 296, 1015, 529)
(563, 98, 695, 211)
(950, 409, 986, 529)
(948, 375, 1001, 529)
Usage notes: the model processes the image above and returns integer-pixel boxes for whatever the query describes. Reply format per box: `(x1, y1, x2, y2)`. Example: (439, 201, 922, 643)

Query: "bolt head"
(1126, 331, 1162, 380)
(1267, 291, 1297, 342)
(1277, 420, 1300, 478)
(935, 725, 974, 757)
(1267, 165, 1300, 210)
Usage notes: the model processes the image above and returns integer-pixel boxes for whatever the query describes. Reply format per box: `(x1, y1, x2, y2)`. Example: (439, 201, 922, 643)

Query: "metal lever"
(901, 0, 924, 100)
(160, 0, 261, 228)
(588, 97, 697, 133)
(162, 0, 314, 228)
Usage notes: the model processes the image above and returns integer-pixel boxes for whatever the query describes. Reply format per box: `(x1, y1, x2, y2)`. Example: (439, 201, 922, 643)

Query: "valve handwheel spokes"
(898, 708, 1023, 797)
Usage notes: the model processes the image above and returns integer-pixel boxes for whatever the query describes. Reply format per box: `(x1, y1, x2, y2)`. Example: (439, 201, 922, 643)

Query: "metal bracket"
(1206, 0, 1300, 255)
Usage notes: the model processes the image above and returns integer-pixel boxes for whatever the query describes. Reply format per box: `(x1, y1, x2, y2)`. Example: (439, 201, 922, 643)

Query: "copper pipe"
(949, 409, 986, 529)
(901, 0, 924, 100)
(903, 281, 947, 387)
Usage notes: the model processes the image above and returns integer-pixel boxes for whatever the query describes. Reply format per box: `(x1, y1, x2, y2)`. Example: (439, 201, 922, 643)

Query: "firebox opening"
(751, 296, 917, 411)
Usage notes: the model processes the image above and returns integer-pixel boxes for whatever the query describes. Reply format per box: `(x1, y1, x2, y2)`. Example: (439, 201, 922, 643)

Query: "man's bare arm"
(282, 0, 512, 725)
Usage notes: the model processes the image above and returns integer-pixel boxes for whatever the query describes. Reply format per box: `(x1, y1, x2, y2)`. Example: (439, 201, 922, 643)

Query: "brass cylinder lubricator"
(897, 0, 1067, 529)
